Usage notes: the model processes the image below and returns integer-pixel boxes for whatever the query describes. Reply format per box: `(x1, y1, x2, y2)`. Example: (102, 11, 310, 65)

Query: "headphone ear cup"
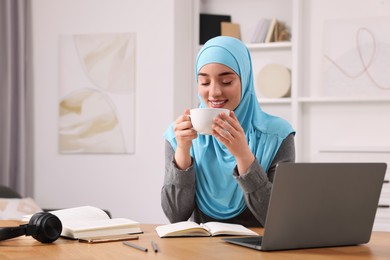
(29, 212, 62, 243)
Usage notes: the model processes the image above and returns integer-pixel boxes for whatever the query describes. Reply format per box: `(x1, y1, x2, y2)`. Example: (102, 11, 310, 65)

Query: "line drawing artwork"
(323, 17, 390, 96)
(59, 33, 136, 154)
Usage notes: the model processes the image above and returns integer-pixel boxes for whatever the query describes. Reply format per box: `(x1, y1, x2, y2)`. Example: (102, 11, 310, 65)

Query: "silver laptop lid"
(261, 162, 387, 251)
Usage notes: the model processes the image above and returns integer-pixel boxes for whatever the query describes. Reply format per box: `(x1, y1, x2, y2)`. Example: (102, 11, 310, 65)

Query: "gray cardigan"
(161, 133, 295, 227)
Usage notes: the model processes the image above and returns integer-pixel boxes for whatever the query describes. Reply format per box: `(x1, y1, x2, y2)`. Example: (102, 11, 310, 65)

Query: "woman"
(162, 36, 295, 227)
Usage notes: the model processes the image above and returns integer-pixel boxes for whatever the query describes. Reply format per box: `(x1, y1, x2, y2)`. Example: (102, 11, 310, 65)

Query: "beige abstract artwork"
(59, 33, 136, 154)
(323, 17, 390, 97)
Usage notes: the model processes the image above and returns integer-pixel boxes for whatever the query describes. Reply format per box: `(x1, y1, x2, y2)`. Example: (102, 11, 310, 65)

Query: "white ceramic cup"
(190, 108, 230, 135)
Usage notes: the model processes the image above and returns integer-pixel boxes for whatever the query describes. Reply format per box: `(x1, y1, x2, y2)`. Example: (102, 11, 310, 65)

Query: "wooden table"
(1, 221, 390, 259)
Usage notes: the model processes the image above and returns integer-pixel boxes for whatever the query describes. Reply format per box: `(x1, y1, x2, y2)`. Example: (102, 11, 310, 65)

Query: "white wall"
(301, 0, 390, 163)
(302, 0, 390, 97)
(31, 0, 192, 224)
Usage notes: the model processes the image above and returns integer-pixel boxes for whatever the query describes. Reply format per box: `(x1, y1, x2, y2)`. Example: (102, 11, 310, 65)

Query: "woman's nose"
(209, 83, 222, 97)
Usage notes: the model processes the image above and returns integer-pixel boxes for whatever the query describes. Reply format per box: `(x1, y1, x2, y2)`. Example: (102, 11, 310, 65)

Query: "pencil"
(122, 241, 148, 252)
(151, 241, 159, 253)
(79, 235, 139, 243)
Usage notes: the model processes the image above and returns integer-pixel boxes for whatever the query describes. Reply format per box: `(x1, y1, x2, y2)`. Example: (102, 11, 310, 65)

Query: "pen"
(151, 241, 159, 253)
(123, 241, 148, 252)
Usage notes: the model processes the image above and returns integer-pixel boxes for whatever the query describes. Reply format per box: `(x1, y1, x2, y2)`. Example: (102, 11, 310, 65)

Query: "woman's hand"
(212, 111, 255, 175)
(173, 109, 198, 170)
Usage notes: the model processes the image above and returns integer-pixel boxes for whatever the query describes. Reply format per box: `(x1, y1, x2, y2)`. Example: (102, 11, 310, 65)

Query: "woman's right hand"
(173, 109, 197, 170)
(174, 109, 198, 150)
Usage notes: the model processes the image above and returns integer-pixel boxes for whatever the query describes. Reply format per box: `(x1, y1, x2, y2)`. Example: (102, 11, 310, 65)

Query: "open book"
(24, 206, 142, 239)
(155, 221, 259, 238)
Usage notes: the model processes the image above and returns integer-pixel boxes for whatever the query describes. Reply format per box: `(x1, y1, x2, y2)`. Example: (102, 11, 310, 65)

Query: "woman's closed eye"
(221, 80, 233, 85)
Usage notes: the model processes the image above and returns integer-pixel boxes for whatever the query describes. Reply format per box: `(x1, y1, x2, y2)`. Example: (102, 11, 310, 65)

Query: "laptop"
(222, 162, 387, 251)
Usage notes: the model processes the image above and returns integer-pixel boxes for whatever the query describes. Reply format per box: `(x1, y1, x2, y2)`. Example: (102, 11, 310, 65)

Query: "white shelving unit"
(246, 41, 292, 50)
(193, 0, 390, 232)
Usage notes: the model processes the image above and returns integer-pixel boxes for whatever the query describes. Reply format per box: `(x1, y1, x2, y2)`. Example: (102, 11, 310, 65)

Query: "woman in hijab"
(162, 36, 295, 227)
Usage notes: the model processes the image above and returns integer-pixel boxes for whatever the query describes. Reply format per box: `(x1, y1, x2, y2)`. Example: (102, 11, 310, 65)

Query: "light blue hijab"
(164, 36, 294, 220)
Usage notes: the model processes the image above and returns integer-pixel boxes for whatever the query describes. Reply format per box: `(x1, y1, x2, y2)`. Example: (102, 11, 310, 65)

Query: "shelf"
(298, 96, 390, 103)
(199, 41, 292, 51)
(319, 146, 390, 153)
(256, 96, 390, 104)
(246, 42, 292, 51)
(258, 98, 292, 104)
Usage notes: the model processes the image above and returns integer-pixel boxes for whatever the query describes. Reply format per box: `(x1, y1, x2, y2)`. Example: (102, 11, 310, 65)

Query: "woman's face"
(197, 63, 241, 111)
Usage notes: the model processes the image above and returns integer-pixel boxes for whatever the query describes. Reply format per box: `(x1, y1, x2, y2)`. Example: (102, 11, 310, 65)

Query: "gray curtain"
(0, 0, 34, 197)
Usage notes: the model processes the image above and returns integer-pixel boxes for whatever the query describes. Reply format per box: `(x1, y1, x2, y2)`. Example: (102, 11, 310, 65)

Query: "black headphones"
(0, 212, 62, 243)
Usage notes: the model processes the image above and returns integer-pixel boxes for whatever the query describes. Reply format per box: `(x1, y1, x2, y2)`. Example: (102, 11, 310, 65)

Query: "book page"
(203, 222, 259, 236)
(50, 206, 109, 222)
(64, 218, 139, 232)
(155, 221, 210, 237)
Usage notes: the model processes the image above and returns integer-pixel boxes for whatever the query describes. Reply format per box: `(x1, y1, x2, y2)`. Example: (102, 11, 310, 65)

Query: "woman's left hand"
(212, 111, 255, 174)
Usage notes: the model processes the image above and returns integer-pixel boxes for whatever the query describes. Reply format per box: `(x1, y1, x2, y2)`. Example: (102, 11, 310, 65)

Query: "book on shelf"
(265, 18, 278, 43)
(263, 18, 291, 43)
(24, 206, 142, 239)
(251, 18, 270, 43)
(221, 22, 241, 40)
(155, 221, 259, 238)
(199, 13, 231, 44)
